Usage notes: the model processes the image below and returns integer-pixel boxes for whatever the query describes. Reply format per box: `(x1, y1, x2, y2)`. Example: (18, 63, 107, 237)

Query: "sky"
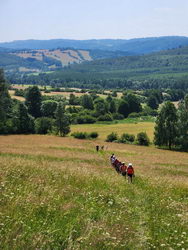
(1, 0, 188, 42)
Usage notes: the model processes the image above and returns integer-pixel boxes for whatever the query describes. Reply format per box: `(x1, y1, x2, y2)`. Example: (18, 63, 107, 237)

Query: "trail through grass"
(0, 135, 187, 249)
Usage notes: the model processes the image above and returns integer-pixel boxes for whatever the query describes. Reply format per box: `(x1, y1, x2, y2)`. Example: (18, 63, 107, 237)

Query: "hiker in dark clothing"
(120, 162, 127, 177)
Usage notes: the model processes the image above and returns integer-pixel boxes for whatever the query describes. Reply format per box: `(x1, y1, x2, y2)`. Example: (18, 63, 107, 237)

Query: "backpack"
(120, 165, 127, 173)
(127, 166, 134, 174)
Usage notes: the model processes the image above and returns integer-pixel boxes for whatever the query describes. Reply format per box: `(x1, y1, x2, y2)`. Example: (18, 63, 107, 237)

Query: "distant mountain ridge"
(1, 36, 188, 54)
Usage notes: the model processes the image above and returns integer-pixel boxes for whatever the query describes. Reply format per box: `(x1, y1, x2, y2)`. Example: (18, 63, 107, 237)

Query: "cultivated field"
(0, 133, 187, 249)
(9, 85, 109, 100)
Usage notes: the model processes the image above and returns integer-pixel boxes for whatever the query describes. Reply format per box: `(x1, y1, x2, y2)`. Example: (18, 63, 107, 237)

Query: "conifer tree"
(25, 86, 42, 118)
(16, 103, 34, 134)
(55, 102, 70, 136)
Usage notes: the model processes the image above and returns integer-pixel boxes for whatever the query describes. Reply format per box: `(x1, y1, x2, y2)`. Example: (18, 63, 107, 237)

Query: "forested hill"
(65, 45, 188, 73)
(8, 45, 188, 90)
(1, 36, 188, 54)
(0, 49, 129, 73)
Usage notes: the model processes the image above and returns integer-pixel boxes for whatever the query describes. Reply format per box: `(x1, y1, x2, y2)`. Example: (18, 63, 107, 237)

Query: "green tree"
(94, 98, 108, 116)
(15, 103, 34, 134)
(154, 102, 178, 149)
(147, 95, 159, 110)
(0, 69, 12, 134)
(126, 93, 142, 114)
(109, 99, 117, 113)
(118, 100, 129, 118)
(136, 132, 150, 146)
(41, 100, 57, 117)
(35, 117, 54, 134)
(25, 86, 42, 118)
(55, 102, 70, 136)
(81, 94, 94, 110)
(176, 95, 188, 150)
(69, 93, 80, 105)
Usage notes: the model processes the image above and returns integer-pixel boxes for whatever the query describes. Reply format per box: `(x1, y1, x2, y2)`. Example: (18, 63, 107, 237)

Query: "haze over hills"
(1, 36, 188, 54)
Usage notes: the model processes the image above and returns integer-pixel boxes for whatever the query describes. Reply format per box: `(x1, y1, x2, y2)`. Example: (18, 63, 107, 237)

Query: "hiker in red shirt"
(120, 162, 127, 177)
(127, 163, 134, 183)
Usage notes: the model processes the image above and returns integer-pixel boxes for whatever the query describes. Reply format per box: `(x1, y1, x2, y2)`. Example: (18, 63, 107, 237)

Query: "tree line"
(154, 98, 188, 150)
(0, 69, 70, 136)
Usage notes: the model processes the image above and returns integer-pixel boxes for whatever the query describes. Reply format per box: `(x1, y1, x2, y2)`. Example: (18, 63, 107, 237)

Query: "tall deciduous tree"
(41, 100, 57, 118)
(81, 94, 94, 110)
(0, 69, 12, 133)
(126, 93, 142, 114)
(55, 102, 70, 136)
(109, 99, 117, 113)
(25, 86, 42, 118)
(176, 95, 188, 150)
(118, 100, 129, 118)
(154, 102, 178, 149)
(147, 95, 159, 110)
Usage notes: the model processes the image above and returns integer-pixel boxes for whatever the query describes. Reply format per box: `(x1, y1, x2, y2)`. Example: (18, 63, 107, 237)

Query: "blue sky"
(1, 0, 188, 42)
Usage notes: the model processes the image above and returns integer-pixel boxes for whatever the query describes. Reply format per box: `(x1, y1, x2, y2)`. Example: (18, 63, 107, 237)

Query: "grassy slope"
(0, 134, 187, 249)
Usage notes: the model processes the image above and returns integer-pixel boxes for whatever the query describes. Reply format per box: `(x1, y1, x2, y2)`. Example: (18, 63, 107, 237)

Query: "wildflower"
(161, 244, 166, 247)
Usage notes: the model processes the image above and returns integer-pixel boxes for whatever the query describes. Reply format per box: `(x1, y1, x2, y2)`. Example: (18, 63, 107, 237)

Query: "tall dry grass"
(0, 135, 187, 249)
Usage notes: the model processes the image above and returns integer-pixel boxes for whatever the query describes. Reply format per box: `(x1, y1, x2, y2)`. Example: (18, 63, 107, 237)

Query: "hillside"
(13, 45, 188, 89)
(67, 45, 188, 72)
(0, 49, 129, 73)
(0, 134, 187, 248)
(2, 37, 188, 75)
(1, 36, 188, 54)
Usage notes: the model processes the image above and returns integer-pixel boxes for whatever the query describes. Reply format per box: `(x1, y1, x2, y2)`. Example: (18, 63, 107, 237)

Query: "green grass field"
(71, 119, 155, 141)
(0, 130, 187, 249)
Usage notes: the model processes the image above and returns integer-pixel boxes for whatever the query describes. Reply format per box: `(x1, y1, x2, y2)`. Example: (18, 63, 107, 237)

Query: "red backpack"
(127, 166, 134, 174)
(120, 165, 127, 173)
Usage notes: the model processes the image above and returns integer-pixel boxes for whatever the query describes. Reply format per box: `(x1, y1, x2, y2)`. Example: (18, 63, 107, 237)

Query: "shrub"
(89, 132, 98, 139)
(76, 115, 96, 124)
(112, 113, 124, 120)
(71, 132, 88, 139)
(35, 117, 54, 134)
(106, 132, 118, 142)
(15, 89, 25, 97)
(119, 133, 135, 143)
(136, 132, 150, 146)
(128, 112, 142, 118)
(71, 131, 98, 139)
(98, 114, 113, 121)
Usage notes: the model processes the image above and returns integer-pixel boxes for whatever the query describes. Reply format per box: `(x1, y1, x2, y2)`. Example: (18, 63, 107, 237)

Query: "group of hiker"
(110, 154, 135, 183)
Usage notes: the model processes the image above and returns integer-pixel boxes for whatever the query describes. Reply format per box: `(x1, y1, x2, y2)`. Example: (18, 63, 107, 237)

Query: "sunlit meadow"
(0, 132, 187, 249)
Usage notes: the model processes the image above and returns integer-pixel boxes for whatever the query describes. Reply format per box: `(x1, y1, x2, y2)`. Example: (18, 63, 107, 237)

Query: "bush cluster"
(106, 131, 150, 146)
(71, 131, 99, 139)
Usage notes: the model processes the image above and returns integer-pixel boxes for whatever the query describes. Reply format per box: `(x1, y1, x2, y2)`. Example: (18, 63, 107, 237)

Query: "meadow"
(0, 131, 188, 249)
(71, 119, 155, 141)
